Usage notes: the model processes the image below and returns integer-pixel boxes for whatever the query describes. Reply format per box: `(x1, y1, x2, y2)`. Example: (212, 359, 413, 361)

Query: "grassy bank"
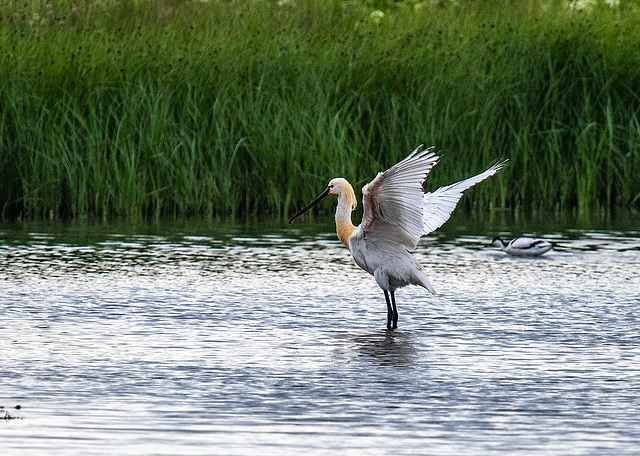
(1, 0, 639, 221)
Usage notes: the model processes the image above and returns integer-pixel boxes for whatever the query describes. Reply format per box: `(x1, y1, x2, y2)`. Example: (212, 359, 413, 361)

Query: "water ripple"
(1, 226, 639, 455)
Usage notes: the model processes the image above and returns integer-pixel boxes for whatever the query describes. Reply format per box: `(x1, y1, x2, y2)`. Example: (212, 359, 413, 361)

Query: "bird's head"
(289, 177, 356, 224)
(328, 178, 357, 210)
(492, 237, 506, 249)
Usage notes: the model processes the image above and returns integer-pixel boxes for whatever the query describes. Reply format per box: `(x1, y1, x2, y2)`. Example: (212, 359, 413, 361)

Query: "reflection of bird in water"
(492, 237, 552, 257)
(290, 145, 505, 330)
(352, 331, 416, 367)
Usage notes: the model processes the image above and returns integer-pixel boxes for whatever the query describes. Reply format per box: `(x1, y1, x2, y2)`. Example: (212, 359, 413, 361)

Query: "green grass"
(1, 0, 639, 221)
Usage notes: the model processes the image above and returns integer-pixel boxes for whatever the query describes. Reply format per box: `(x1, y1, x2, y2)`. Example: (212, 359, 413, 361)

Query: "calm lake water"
(1, 215, 639, 455)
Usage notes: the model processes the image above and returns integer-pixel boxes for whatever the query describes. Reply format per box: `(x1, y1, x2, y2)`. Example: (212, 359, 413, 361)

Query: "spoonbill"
(492, 237, 552, 257)
(289, 145, 506, 329)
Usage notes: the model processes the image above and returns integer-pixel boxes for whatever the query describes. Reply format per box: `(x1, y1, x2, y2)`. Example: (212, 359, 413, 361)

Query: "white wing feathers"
(422, 160, 507, 235)
(361, 145, 507, 251)
(361, 145, 439, 251)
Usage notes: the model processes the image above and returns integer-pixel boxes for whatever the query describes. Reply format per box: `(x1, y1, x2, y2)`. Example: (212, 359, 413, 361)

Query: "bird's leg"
(391, 291, 398, 329)
(384, 290, 393, 330)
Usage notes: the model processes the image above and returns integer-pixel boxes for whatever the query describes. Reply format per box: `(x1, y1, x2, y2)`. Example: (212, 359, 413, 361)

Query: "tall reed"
(0, 0, 638, 220)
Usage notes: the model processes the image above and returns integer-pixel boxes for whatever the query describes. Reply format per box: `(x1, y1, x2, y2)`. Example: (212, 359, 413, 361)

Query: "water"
(1, 219, 639, 455)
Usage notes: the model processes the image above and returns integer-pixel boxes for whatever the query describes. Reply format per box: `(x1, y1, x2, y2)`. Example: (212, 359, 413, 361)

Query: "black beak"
(288, 187, 330, 224)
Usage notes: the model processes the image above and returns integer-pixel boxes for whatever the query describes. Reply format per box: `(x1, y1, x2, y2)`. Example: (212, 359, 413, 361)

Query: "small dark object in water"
(0, 405, 22, 420)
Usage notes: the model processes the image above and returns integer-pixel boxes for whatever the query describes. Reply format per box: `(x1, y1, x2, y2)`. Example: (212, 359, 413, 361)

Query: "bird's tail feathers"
(414, 270, 436, 295)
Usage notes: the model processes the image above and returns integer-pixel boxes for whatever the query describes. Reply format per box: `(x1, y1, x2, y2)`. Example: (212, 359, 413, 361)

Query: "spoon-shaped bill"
(289, 187, 330, 224)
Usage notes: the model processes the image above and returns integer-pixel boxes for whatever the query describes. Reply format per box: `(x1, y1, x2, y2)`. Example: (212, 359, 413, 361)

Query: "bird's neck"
(335, 187, 357, 248)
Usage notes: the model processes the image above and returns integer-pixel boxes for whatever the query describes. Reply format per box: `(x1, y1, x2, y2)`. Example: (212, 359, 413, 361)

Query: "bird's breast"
(336, 220, 357, 248)
(348, 230, 395, 276)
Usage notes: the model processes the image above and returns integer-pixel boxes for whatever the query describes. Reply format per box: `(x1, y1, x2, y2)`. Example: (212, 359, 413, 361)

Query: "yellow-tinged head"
(328, 178, 357, 211)
(288, 177, 358, 248)
(289, 177, 358, 224)
(328, 178, 357, 247)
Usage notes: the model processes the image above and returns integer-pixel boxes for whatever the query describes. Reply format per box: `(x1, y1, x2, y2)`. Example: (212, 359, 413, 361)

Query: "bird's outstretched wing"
(422, 160, 507, 235)
(361, 145, 439, 251)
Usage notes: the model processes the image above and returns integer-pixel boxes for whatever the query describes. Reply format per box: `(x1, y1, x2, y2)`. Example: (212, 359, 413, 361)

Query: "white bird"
(289, 145, 506, 329)
(492, 237, 552, 257)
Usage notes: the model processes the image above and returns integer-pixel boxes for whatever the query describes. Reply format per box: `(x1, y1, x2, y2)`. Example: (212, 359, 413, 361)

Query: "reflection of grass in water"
(1, 0, 639, 220)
